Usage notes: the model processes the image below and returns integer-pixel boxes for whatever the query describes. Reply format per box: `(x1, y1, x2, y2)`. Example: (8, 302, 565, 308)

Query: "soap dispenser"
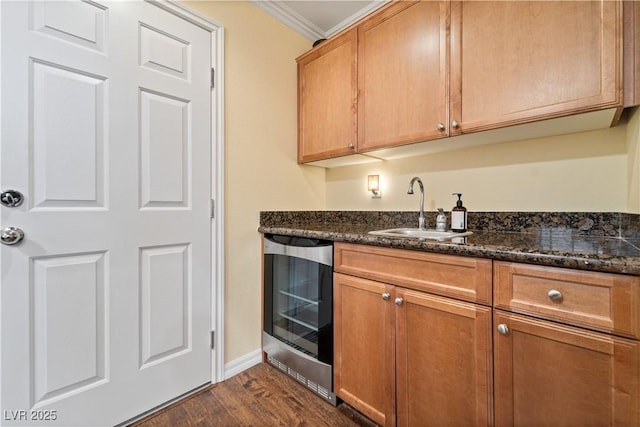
(436, 208, 446, 232)
(451, 193, 467, 233)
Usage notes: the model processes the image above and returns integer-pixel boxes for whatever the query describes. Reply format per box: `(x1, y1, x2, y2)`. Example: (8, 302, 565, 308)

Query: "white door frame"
(148, 0, 225, 384)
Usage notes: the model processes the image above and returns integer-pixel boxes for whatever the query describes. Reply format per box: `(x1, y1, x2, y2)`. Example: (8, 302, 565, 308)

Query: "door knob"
(394, 297, 403, 305)
(0, 190, 24, 207)
(1, 227, 24, 245)
(381, 293, 390, 300)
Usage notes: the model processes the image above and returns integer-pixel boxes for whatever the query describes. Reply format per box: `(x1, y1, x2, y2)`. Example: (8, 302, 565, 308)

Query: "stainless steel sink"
(368, 228, 473, 240)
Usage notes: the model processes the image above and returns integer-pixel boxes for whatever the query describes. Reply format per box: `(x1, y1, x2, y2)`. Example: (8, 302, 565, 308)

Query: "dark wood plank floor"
(130, 363, 377, 427)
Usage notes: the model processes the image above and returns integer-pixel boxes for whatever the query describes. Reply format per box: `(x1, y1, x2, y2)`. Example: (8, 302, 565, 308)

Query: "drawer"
(494, 261, 640, 339)
(334, 242, 492, 305)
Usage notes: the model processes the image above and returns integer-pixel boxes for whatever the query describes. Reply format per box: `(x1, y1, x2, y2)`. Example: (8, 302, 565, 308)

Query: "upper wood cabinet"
(358, 1, 448, 151)
(297, 0, 633, 166)
(624, 0, 640, 106)
(297, 29, 357, 163)
(450, 0, 622, 135)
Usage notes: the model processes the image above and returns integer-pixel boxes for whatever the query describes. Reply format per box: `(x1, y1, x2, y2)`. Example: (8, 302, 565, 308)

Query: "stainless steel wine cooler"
(262, 234, 335, 405)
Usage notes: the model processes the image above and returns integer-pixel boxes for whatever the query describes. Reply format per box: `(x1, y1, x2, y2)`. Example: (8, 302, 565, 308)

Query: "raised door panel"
(31, 60, 107, 209)
(139, 244, 191, 368)
(31, 253, 108, 405)
(396, 289, 493, 427)
(139, 89, 190, 208)
(297, 30, 357, 163)
(494, 311, 640, 427)
(358, 1, 448, 151)
(333, 273, 394, 426)
(450, 0, 622, 135)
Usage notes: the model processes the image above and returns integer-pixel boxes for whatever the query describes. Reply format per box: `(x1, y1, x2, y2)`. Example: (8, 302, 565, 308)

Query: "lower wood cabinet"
(333, 273, 394, 426)
(493, 261, 640, 427)
(333, 271, 493, 427)
(333, 244, 639, 426)
(494, 310, 640, 426)
(395, 287, 493, 427)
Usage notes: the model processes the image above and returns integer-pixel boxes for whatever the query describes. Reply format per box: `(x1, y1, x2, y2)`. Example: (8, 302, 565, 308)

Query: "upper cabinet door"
(450, 0, 622, 135)
(297, 29, 357, 163)
(358, 1, 449, 152)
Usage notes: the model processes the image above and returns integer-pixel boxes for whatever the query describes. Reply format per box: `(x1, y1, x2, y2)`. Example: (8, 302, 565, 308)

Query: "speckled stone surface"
(259, 211, 640, 276)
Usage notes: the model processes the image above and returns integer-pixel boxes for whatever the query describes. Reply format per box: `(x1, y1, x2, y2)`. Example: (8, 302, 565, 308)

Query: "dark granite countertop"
(259, 211, 640, 276)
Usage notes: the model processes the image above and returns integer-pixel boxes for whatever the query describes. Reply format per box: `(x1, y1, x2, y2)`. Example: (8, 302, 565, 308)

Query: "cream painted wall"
(627, 108, 640, 214)
(326, 125, 630, 213)
(183, 1, 325, 364)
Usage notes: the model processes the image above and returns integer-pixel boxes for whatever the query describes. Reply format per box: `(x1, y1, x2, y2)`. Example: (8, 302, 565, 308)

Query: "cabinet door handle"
(437, 123, 445, 131)
(347, 143, 355, 150)
(394, 297, 403, 306)
(381, 293, 390, 301)
(497, 324, 509, 335)
(547, 289, 563, 302)
(451, 120, 460, 129)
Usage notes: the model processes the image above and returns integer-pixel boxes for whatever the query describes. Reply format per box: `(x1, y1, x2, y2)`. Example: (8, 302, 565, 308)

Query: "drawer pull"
(547, 289, 564, 302)
(394, 297, 404, 306)
(497, 324, 509, 336)
(381, 293, 390, 301)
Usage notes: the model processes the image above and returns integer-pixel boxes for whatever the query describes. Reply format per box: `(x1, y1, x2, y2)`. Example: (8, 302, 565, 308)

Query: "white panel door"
(0, 1, 213, 426)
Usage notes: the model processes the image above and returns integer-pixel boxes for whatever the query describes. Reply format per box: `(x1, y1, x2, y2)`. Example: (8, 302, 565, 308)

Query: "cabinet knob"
(394, 297, 403, 306)
(382, 293, 390, 301)
(347, 143, 355, 150)
(497, 324, 509, 336)
(451, 120, 460, 129)
(547, 289, 563, 302)
(437, 123, 445, 131)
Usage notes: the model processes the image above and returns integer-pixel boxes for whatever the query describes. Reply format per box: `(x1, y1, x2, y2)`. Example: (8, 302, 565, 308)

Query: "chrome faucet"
(407, 177, 426, 230)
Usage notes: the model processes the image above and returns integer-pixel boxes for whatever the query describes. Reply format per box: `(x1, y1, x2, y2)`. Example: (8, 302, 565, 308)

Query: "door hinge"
(211, 68, 215, 89)
(210, 199, 215, 219)
(211, 331, 215, 349)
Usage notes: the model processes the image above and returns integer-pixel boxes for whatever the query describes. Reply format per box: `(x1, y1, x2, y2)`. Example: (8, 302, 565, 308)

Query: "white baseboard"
(223, 348, 262, 380)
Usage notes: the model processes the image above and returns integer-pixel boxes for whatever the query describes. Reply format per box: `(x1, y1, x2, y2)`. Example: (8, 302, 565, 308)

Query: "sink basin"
(368, 228, 473, 240)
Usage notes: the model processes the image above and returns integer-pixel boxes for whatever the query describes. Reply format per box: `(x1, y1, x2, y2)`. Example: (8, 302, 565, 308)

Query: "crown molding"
(325, 0, 389, 37)
(251, 1, 325, 41)
(251, 0, 389, 42)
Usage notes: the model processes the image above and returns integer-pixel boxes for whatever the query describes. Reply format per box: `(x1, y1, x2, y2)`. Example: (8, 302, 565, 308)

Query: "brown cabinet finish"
(334, 242, 492, 305)
(494, 310, 640, 427)
(396, 288, 493, 427)
(333, 272, 394, 426)
(358, 1, 448, 151)
(333, 243, 494, 427)
(494, 261, 640, 339)
(624, 0, 640, 107)
(297, 29, 357, 163)
(332, 243, 640, 426)
(450, 0, 622, 134)
(297, 0, 633, 165)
